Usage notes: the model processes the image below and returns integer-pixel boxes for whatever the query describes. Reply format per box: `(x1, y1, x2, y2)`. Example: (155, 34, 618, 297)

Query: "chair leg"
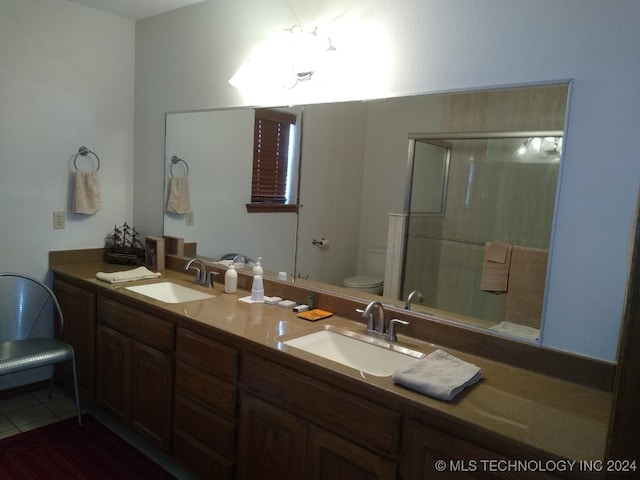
(70, 356, 82, 427)
(49, 362, 82, 427)
(47, 368, 56, 400)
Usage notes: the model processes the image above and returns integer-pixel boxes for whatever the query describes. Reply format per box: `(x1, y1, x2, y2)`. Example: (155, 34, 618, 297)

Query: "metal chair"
(0, 273, 82, 426)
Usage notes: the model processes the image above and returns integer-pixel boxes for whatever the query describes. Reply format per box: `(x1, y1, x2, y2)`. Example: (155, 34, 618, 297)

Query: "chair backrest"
(0, 273, 63, 342)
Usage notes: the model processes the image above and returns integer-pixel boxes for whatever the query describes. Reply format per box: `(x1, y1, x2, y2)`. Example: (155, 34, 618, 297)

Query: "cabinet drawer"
(176, 328, 238, 382)
(175, 360, 237, 417)
(97, 296, 175, 352)
(241, 354, 402, 455)
(174, 394, 236, 457)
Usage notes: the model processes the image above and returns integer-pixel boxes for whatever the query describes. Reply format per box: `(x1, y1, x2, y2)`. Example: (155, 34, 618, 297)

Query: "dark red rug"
(0, 415, 176, 479)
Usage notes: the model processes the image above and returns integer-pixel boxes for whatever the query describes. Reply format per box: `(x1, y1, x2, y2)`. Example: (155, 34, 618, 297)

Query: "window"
(246, 108, 298, 213)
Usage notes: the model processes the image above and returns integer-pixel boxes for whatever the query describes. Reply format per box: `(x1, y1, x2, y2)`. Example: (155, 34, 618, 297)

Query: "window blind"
(251, 109, 297, 203)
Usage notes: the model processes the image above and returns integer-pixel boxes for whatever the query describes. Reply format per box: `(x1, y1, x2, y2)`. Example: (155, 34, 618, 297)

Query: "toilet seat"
(344, 275, 383, 289)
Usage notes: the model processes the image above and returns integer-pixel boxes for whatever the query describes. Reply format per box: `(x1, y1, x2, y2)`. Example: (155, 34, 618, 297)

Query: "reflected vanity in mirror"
(163, 83, 569, 342)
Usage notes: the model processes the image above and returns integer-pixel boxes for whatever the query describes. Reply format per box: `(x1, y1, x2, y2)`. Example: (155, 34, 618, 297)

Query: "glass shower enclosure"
(401, 131, 563, 330)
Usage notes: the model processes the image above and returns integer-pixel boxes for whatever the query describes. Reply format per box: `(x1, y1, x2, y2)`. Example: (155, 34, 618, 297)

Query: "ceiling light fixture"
(516, 136, 563, 161)
(229, 24, 337, 91)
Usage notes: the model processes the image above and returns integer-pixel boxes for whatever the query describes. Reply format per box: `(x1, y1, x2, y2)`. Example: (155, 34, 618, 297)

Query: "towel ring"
(170, 155, 189, 177)
(73, 146, 100, 172)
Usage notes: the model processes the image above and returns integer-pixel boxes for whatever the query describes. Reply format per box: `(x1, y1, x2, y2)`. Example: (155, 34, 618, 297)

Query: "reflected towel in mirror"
(166, 176, 191, 214)
(73, 170, 101, 214)
(213, 259, 246, 269)
(392, 349, 482, 401)
(505, 246, 548, 329)
(480, 242, 512, 292)
(490, 321, 539, 341)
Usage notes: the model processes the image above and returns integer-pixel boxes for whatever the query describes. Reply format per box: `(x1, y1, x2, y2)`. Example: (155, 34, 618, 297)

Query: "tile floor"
(0, 386, 201, 479)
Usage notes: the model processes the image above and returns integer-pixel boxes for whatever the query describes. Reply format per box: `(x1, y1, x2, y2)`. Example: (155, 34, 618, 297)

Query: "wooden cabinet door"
(403, 421, 562, 480)
(96, 325, 131, 424)
(237, 394, 306, 480)
(54, 279, 96, 400)
(306, 426, 397, 480)
(130, 341, 174, 451)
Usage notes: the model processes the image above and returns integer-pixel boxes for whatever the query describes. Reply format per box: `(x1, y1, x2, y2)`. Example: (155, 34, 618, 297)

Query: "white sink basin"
(125, 282, 214, 304)
(282, 326, 424, 377)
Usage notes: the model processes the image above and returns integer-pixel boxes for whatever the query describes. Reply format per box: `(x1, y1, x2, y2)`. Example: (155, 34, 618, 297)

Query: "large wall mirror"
(164, 83, 569, 342)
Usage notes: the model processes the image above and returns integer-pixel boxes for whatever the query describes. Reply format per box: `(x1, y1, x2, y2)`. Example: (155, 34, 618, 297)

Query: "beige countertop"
(52, 261, 612, 463)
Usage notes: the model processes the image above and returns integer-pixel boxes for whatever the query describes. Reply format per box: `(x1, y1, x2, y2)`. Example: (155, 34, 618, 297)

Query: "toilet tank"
(365, 248, 386, 278)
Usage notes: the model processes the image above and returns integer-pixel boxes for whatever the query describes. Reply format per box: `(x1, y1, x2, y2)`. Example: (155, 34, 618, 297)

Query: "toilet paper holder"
(312, 237, 330, 247)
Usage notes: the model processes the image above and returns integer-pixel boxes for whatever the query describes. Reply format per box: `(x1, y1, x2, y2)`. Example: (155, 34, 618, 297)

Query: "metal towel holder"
(170, 155, 190, 177)
(73, 146, 100, 171)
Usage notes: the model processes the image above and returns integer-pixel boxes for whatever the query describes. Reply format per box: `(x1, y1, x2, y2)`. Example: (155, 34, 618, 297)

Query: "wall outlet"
(185, 211, 194, 226)
(53, 211, 65, 229)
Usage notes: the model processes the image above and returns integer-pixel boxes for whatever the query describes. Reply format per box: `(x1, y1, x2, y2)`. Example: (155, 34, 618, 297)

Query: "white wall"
(134, 0, 640, 362)
(0, 0, 135, 279)
(0, 0, 135, 387)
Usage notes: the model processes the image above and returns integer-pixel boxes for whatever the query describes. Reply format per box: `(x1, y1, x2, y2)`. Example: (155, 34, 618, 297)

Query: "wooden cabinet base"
(54, 279, 96, 401)
(403, 421, 564, 480)
(173, 327, 239, 477)
(173, 429, 234, 480)
(237, 390, 398, 480)
(307, 426, 397, 480)
(237, 394, 306, 480)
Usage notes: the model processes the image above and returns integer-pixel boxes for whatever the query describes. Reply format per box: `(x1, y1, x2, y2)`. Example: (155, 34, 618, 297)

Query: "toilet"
(343, 248, 385, 295)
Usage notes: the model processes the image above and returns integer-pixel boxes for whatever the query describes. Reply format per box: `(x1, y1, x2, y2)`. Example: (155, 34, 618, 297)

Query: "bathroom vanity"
(50, 249, 613, 480)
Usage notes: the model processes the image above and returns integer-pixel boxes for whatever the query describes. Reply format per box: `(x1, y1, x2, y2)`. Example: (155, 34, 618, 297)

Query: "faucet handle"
(205, 270, 219, 288)
(388, 319, 410, 342)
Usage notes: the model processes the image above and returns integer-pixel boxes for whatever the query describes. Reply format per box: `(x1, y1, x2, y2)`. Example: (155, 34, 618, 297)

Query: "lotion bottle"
(225, 263, 237, 294)
(252, 257, 263, 275)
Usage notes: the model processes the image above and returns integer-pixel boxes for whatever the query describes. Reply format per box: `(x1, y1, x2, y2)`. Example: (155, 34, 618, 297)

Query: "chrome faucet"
(404, 289, 424, 310)
(185, 258, 217, 287)
(362, 300, 386, 334)
(357, 301, 411, 342)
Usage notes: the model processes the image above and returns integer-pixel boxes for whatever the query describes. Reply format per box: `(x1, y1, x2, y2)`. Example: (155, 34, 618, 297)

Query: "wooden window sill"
(245, 203, 299, 213)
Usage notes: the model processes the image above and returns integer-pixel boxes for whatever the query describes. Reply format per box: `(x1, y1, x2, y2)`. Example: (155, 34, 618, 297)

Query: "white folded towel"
(96, 266, 161, 284)
(166, 176, 191, 214)
(214, 260, 245, 269)
(392, 349, 482, 402)
(73, 170, 101, 214)
(490, 321, 540, 341)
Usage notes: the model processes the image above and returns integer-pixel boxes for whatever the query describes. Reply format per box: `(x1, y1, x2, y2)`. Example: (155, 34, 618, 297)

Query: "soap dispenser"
(224, 263, 238, 294)
(252, 257, 263, 275)
(251, 274, 264, 302)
